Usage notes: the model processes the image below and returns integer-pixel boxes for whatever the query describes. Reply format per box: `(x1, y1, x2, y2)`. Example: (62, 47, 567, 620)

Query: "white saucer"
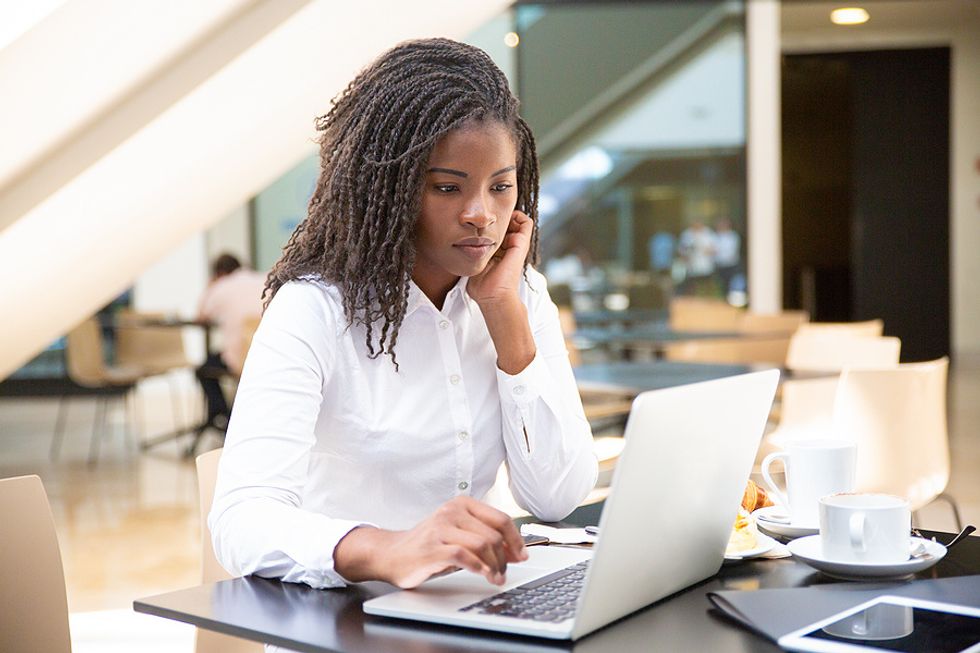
(725, 532, 779, 561)
(752, 506, 819, 539)
(786, 535, 947, 581)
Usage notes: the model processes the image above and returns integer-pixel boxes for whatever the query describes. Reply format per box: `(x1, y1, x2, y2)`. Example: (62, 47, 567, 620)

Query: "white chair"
(786, 333, 900, 372)
(795, 319, 884, 338)
(737, 310, 810, 334)
(195, 449, 264, 653)
(0, 475, 72, 653)
(832, 357, 960, 527)
(761, 336, 902, 458)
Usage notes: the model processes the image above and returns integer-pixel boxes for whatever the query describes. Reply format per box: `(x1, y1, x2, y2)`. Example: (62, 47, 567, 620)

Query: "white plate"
(752, 506, 819, 539)
(786, 535, 947, 581)
(725, 531, 779, 560)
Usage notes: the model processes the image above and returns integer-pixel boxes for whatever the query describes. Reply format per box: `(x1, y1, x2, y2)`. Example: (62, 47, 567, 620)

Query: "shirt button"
(439, 320, 450, 329)
(458, 481, 469, 491)
(513, 385, 526, 395)
(450, 374, 461, 385)
(458, 431, 469, 441)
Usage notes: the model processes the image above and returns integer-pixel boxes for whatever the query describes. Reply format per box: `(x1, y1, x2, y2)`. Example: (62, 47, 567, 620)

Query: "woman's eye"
(434, 184, 458, 193)
(491, 183, 514, 192)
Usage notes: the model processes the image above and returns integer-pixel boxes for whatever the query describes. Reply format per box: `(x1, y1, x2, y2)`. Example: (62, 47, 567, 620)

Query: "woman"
(209, 38, 597, 592)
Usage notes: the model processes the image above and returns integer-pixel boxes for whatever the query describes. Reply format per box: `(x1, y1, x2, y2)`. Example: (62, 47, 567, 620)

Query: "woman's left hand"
(467, 210, 532, 307)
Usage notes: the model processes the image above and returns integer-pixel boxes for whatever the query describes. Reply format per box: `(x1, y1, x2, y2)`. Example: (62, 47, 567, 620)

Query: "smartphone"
(778, 595, 980, 653)
(522, 533, 549, 546)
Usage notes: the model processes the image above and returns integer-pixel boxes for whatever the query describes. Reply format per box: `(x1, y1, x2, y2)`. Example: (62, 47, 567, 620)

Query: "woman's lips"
(454, 243, 494, 260)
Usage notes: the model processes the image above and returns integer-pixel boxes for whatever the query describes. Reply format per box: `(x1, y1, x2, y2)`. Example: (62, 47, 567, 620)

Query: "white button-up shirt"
(209, 268, 597, 589)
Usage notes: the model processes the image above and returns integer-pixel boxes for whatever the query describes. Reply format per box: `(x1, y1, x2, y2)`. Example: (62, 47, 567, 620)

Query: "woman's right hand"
(333, 496, 528, 589)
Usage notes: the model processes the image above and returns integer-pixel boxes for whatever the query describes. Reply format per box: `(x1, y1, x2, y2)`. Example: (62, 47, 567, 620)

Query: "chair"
(0, 475, 72, 653)
(115, 310, 195, 436)
(737, 310, 810, 334)
(663, 336, 791, 366)
(794, 319, 884, 338)
(196, 448, 263, 653)
(53, 317, 146, 464)
(832, 357, 960, 527)
(760, 336, 902, 458)
(668, 296, 743, 332)
(786, 333, 900, 372)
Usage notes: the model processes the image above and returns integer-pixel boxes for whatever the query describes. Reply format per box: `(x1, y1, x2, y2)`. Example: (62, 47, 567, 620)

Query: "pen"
(585, 526, 599, 535)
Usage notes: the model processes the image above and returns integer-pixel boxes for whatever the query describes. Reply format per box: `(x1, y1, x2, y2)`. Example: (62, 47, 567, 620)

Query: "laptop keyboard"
(458, 560, 589, 623)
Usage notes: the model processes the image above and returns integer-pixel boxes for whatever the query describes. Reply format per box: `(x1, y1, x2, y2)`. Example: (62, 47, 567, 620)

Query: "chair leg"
(935, 493, 964, 531)
(88, 396, 107, 466)
(50, 395, 70, 461)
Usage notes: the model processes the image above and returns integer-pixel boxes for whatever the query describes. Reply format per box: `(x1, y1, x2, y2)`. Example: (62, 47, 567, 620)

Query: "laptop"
(363, 369, 779, 640)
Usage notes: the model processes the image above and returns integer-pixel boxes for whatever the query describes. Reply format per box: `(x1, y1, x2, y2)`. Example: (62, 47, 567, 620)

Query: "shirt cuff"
(495, 351, 549, 408)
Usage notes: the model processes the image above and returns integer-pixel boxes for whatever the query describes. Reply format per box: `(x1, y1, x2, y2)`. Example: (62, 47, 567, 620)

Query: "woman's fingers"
(447, 529, 507, 584)
(453, 513, 509, 575)
(463, 498, 528, 562)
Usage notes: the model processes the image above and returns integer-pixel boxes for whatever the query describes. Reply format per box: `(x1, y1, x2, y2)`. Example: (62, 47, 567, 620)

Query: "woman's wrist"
(333, 526, 394, 583)
(477, 296, 536, 374)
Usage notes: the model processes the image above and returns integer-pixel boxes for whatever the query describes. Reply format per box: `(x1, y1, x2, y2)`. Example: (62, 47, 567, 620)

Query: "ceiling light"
(830, 7, 870, 25)
(504, 32, 519, 48)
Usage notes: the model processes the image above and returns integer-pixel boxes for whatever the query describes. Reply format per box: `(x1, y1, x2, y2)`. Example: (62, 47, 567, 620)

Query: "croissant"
(741, 479, 774, 512)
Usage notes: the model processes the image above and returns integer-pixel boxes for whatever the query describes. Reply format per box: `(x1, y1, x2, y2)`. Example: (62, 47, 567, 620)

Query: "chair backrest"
(230, 315, 263, 377)
(115, 310, 190, 374)
(668, 297, 742, 332)
(738, 310, 809, 334)
(663, 336, 791, 366)
(832, 357, 950, 511)
(786, 333, 901, 372)
(65, 317, 109, 387)
(0, 475, 72, 653)
(796, 319, 884, 338)
(195, 449, 262, 653)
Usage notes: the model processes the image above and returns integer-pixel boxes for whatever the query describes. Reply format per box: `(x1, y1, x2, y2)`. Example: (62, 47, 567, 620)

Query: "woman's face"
(413, 121, 518, 304)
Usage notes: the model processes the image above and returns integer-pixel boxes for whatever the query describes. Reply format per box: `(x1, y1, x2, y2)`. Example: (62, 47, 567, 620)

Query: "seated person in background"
(208, 38, 597, 597)
(196, 253, 266, 429)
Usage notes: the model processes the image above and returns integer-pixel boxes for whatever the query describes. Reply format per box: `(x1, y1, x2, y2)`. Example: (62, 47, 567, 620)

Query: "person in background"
(713, 217, 741, 296)
(208, 38, 596, 599)
(677, 219, 716, 295)
(195, 253, 266, 429)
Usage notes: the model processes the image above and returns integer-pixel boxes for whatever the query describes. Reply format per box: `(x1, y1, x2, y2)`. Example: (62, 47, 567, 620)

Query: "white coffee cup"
(761, 439, 856, 527)
(819, 493, 911, 564)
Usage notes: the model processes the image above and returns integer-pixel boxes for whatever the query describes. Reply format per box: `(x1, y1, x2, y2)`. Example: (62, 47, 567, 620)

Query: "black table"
(134, 502, 979, 653)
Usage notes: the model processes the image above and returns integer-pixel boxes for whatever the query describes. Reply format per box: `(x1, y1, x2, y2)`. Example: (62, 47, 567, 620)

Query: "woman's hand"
(466, 210, 533, 308)
(333, 496, 528, 589)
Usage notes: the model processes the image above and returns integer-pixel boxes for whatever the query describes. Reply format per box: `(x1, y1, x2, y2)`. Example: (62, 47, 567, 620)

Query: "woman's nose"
(460, 194, 494, 229)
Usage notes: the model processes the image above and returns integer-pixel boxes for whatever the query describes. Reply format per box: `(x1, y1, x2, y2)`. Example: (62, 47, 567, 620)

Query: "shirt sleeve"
(495, 269, 598, 522)
(207, 282, 369, 589)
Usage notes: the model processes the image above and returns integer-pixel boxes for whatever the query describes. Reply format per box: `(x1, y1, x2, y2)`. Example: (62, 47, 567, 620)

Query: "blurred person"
(677, 219, 716, 295)
(195, 253, 265, 429)
(208, 37, 596, 603)
(713, 217, 741, 296)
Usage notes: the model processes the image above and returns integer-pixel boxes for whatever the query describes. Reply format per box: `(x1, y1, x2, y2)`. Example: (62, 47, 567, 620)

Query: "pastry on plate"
(726, 507, 760, 556)
(741, 479, 774, 513)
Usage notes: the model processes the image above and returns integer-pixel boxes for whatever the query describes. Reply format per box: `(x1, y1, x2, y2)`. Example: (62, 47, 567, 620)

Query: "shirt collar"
(406, 276, 472, 317)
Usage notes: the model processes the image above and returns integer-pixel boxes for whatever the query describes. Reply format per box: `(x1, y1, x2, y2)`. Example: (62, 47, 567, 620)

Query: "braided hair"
(264, 38, 540, 366)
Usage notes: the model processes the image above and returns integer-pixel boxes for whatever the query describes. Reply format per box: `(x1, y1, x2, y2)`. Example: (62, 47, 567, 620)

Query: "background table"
(134, 503, 979, 653)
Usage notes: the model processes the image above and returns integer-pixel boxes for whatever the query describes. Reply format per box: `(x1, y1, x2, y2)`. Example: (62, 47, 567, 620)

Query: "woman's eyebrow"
(427, 165, 517, 178)
(428, 167, 467, 178)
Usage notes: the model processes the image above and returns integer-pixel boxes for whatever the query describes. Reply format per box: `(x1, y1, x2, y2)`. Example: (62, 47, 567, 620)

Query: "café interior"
(1, 1, 979, 651)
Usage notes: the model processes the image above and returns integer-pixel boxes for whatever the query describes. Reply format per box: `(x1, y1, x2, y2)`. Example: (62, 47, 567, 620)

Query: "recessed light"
(504, 32, 520, 48)
(831, 7, 870, 25)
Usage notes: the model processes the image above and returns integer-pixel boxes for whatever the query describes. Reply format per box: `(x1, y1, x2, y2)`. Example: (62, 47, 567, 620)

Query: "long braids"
(265, 38, 540, 366)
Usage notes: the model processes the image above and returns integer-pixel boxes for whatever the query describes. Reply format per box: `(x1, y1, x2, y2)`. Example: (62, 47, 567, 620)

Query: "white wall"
(782, 19, 980, 357)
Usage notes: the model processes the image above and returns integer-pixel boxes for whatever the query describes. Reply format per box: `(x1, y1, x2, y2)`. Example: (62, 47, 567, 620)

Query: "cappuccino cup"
(819, 493, 911, 564)
(761, 439, 856, 527)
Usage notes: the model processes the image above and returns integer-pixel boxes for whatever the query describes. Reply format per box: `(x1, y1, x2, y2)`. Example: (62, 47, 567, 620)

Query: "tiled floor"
(0, 361, 977, 645)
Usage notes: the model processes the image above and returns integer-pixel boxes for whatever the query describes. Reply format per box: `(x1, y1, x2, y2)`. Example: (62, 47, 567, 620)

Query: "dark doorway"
(782, 48, 950, 362)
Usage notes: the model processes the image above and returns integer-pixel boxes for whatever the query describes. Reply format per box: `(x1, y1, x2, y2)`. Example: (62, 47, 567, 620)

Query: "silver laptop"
(363, 369, 779, 640)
